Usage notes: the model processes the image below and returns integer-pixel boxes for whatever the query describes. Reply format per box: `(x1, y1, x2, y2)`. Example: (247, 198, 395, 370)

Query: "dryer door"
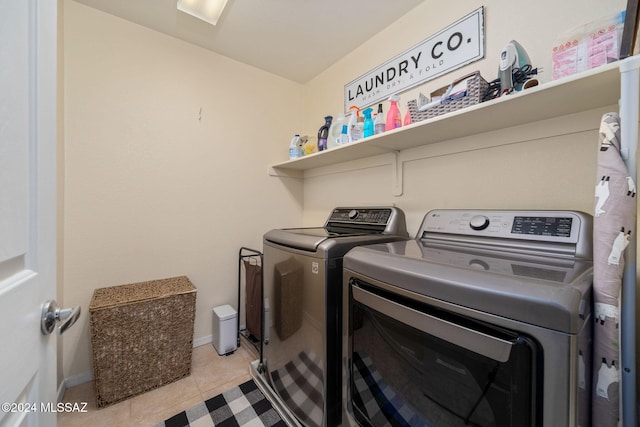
(349, 279, 542, 427)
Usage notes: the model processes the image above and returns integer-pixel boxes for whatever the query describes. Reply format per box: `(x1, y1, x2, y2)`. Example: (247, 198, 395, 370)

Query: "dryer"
(253, 207, 409, 427)
(343, 209, 593, 427)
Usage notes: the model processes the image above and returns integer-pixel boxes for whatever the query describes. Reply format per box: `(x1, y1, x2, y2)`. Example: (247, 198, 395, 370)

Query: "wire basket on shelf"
(408, 71, 489, 123)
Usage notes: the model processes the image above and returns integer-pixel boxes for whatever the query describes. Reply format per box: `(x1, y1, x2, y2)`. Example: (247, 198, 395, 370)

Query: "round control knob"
(469, 215, 490, 231)
(348, 209, 359, 220)
(469, 259, 490, 271)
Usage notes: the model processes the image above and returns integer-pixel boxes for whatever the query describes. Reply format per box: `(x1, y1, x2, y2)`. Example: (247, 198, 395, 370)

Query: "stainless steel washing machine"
(343, 210, 593, 427)
(252, 207, 409, 427)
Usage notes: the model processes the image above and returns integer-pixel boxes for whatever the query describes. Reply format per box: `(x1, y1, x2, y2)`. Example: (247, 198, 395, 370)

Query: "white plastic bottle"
(289, 134, 302, 159)
(327, 114, 347, 149)
(337, 125, 349, 145)
(374, 103, 385, 134)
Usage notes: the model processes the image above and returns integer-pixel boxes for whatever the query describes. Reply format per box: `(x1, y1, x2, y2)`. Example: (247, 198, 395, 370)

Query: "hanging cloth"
(592, 112, 636, 427)
(243, 259, 262, 340)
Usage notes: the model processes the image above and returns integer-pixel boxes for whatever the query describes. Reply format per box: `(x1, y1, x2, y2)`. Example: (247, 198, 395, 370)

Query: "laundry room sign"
(344, 7, 485, 112)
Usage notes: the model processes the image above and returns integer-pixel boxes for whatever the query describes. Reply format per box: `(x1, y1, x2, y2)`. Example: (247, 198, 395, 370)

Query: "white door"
(0, 0, 59, 426)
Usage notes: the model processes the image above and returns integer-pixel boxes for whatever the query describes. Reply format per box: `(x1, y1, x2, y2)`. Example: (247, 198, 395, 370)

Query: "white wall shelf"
(269, 62, 621, 175)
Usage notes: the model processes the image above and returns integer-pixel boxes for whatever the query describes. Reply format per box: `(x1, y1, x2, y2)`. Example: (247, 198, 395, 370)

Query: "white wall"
(301, 0, 626, 232)
(62, 0, 304, 380)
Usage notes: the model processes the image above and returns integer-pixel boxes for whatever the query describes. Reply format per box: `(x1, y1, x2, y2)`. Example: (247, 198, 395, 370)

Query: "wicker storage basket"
(89, 276, 196, 407)
(408, 71, 489, 123)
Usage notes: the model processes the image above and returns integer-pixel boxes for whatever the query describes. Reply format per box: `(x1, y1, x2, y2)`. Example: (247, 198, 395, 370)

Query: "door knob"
(41, 300, 81, 335)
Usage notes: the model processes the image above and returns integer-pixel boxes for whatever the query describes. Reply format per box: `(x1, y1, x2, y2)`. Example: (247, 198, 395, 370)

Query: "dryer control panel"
(420, 210, 593, 259)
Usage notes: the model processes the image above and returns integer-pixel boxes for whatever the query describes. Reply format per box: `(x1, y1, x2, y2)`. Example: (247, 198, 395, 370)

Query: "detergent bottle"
(337, 124, 349, 145)
(289, 134, 302, 159)
(317, 115, 332, 152)
(386, 95, 402, 131)
(362, 107, 374, 138)
(327, 113, 347, 149)
(374, 103, 385, 134)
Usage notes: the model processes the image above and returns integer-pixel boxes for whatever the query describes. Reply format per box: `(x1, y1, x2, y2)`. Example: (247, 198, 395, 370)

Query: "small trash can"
(212, 304, 237, 355)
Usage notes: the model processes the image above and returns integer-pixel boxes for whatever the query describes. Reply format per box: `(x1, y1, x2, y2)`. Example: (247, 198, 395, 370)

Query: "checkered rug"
(270, 351, 323, 427)
(155, 380, 286, 427)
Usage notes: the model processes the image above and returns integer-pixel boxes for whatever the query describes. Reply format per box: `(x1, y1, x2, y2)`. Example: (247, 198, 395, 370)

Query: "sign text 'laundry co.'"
(344, 7, 485, 112)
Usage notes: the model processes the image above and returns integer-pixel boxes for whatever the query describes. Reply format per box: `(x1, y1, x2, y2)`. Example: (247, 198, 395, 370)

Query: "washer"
(343, 209, 593, 427)
(252, 207, 409, 427)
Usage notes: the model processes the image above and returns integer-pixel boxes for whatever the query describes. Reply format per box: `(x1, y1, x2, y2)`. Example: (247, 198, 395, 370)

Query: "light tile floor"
(58, 341, 258, 427)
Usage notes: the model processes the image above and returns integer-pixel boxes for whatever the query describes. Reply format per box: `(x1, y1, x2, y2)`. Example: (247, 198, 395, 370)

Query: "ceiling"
(72, 0, 425, 83)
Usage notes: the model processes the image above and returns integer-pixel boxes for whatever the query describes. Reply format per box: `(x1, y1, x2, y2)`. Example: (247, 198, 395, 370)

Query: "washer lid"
(263, 207, 408, 254)
(344, 240, 593, 334)
(263, 228, 334, 251)
(264, 227, 406, 256)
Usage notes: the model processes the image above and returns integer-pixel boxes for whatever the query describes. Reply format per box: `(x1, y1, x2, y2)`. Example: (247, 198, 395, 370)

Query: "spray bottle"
(356, 115, 364, 140)
(403, 102, 413, 126)
(362, 107, 374, 138)
(317, 116, 332, 152)
(348, 106, 363, 142)
(386, 94, 402, 131)
(374, 103, 385, 134)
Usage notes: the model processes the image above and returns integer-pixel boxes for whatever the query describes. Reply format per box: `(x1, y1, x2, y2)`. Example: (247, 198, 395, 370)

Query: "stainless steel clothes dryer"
(253, 207, 409, 427)
(343, 210, 593, 427)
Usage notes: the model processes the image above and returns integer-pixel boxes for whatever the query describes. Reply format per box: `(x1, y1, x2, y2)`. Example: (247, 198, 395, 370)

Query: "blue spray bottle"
(362, 108, 374, 138)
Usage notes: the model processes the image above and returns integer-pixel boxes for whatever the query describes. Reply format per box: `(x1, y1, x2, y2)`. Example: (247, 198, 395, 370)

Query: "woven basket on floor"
(89, 276, 197, 408)
(408, 71, 489, 123)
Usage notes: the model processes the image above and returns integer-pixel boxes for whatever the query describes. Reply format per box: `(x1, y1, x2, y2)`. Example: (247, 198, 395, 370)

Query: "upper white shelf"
(271, 62, 621, 172)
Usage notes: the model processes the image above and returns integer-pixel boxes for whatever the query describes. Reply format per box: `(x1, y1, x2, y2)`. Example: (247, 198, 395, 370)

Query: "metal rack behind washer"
(238, 247, 264, 370)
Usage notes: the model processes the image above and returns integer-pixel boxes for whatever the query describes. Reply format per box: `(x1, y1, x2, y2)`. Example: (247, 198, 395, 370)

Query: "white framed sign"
(344, 7, 485, 112)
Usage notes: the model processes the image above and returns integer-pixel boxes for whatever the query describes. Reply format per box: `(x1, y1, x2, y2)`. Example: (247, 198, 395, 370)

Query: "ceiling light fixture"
(177, 0, 229, 26)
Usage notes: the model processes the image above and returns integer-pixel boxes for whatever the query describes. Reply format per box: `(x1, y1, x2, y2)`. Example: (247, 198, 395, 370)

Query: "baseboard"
(64, 370, 94, 389)
(193, 334, 212, 347)
(57, 380, 66, 403)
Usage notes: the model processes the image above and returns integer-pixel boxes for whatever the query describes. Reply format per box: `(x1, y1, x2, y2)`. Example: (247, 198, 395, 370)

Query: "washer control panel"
(328, 207, 392, 225)
(420, 210, 589, 245)
(325, 207, 407, 236)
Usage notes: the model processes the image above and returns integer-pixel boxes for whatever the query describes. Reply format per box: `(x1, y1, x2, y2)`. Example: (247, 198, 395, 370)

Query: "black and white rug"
(270, 351, 323, 427)
(155, 379, 286, 427)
